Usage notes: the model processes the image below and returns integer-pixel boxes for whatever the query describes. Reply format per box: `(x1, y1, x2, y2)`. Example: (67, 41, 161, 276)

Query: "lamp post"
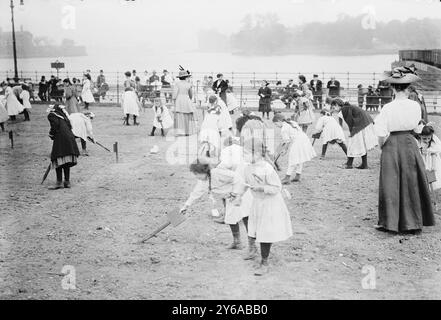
(10, 0, 24, 83)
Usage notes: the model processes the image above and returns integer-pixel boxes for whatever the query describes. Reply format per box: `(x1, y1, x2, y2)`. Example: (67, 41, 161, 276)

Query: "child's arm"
(262, 165, 283, 195)
(181, 179, 209, 213)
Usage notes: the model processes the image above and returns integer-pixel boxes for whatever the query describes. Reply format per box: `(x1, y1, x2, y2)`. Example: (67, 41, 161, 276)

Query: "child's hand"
(250, 185, 264, 192)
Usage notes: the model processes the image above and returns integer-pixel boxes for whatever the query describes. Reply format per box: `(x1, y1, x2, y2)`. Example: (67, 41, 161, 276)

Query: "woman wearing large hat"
(172, 68, 197, 136)
(373, 67, 435, 234)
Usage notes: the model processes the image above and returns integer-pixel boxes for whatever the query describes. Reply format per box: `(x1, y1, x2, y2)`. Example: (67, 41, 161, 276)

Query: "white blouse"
(374, 98, 421, 137)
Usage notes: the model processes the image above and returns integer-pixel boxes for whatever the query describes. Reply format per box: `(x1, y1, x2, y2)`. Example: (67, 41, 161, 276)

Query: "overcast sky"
(1, 0, 440, 52)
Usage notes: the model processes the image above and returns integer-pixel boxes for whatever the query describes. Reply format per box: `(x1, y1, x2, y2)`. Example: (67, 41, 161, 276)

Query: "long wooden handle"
(140, 220, 171, 243)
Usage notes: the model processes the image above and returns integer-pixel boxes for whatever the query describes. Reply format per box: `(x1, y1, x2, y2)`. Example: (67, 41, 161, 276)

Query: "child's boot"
(227, 232, 242, 250)
(244, 237, 258, 260)
(292, 173, 301, 182)
(150, 127, 156, 136)
(254, 259, 269, 276)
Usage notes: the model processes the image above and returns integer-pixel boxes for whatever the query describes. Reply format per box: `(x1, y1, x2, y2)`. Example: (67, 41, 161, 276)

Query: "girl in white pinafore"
(81, 74, 95, 109)
(0, 95, 8, 131)
(234, 122, 292, 276)
(273, 112, 316, 184)
(419, 124, 441, 191)
(216, 137, 253, 250)
(313, 109, 347, 159)
(3, 84, 24, 118)
(121, 87, 141, 126)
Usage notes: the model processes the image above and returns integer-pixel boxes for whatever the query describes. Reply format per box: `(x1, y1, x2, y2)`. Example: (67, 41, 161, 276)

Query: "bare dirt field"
(1, 104, 441, 300)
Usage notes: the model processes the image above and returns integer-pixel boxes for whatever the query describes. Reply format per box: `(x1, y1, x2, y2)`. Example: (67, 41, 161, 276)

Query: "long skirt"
(174, 112, 197, 136)
(378, 132, 435, 232)
(258, 101, 271, 113)
(347, 124, 377, 157)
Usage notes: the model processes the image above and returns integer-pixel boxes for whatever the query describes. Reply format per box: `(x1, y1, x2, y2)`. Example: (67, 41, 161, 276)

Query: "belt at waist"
(390, 130, 413, 136)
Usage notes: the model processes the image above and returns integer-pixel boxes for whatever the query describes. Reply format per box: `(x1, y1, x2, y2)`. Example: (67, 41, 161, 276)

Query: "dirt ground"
(1, 104, 441, 300)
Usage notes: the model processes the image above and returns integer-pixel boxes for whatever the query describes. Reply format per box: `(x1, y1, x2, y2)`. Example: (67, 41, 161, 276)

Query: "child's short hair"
(189, 161, 211, 176)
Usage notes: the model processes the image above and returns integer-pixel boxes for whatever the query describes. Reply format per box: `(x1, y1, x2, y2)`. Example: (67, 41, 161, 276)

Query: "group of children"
(0, 81, 33, 128)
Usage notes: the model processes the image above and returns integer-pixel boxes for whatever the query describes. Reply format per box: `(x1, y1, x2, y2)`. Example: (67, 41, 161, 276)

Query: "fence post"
(231, 72, 234, 86)
(35, 71, 38, 83)
(240, 84, 243, 110)
(276, 72, 278, 81)
(346, 72, 350, 92)
(116, 71, 120, 105)
(373, 72, 376, 87)
(253, 72, 256, 89)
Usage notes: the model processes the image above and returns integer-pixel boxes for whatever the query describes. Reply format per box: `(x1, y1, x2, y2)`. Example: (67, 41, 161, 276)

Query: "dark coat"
(310, 79, 323, 95)
(327, 80, 340, 98)
(212, 79, 228, 94)
(340, 104, 373, 137)
(48, 111, 80, 162)
(258, 86, 272, 112)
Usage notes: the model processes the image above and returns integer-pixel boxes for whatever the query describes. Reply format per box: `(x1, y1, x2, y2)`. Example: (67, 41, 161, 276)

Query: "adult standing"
(374, 67, 434, 234)
(331, 98, 377, 169)
(173, 69, 197, 136)
(81, 74, 94, 110)
(96, 70, 108, 100)
(38, 76, 48, 101)
(258, 80, 272, 120)
(63, 78, 79, 114)
(282, 79, 296, 108)
(212, 73, 228, 105)
(161, 69, 173, 103)
(47, 104, 80, 189)
(298, 75, 309, 94)
(149, 70, 160, 84)
(310, 74, 323, 110)
(327, 76, 341, 98)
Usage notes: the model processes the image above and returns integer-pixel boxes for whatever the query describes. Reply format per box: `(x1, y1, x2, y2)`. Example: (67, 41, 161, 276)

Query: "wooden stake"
(9, 130, 13, 149)
(113, 142, 119, 163)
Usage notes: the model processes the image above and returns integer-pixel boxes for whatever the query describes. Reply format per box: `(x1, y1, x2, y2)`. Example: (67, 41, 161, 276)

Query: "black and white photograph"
(1, 0, 441, 305)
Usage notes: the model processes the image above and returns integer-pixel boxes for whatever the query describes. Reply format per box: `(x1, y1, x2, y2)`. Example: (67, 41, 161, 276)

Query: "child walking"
(234, 119, 293, 275)
(150, 98, 173, 136)
(272, 113, 316, 184)
(313, 109, 347, 159)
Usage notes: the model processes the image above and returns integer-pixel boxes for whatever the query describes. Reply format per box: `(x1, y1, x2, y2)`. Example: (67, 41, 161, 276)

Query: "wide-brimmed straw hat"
(383, 66, 421, 84)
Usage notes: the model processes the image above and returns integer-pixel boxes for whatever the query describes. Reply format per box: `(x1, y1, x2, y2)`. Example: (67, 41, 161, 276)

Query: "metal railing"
(2, 70, 440, 111)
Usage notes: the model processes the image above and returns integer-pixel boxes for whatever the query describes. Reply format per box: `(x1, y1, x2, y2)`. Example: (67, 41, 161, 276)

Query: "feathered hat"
(383, 66, 420, 84)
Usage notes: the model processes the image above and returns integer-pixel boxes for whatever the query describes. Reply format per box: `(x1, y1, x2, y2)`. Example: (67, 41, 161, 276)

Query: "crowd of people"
(0, 65, 438, 276)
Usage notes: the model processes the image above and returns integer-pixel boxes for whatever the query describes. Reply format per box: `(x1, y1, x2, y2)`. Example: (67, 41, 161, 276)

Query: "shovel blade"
(167, 209, 186, 227)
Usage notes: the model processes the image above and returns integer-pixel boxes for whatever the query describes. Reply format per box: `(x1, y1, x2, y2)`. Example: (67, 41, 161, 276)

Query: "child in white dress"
(20, 85, 32, 121)
(150, 98, 173, 137)
(0, 95, 8, 131)
(273, 112, 316, 184)
(313, 109, 347, 159)
(121, 87, 141, 126)
(234, 120, 292, 275)
(419, 124, 441, 195)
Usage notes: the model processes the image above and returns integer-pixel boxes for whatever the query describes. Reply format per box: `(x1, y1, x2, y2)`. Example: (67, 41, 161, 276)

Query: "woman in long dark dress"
(258, 80, 272, 120)
(374, 67, 435, 234)
(47, 104, 80, 189)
